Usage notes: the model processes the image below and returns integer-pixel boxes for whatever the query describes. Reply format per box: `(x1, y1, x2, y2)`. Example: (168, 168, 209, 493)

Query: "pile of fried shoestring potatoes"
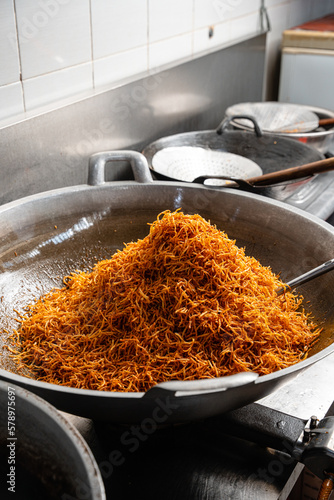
(10, 210, 320, 392)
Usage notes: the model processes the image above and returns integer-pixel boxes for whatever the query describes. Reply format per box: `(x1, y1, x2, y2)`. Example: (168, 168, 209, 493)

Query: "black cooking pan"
(142, 116, 324, 199)
(0, 151, 333, 423)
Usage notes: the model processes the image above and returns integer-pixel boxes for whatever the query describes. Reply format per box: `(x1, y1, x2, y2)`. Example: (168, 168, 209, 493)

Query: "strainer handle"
(216, 115, 263, 137)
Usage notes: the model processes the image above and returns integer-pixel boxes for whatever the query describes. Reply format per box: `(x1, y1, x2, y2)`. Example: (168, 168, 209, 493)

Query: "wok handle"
(216, 115, 263, 137)
(144, 372, 258, 398)
(88, 150, 153, 186)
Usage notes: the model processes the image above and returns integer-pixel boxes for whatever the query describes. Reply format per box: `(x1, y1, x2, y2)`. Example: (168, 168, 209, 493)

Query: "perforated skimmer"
(151, 146, 263, 185)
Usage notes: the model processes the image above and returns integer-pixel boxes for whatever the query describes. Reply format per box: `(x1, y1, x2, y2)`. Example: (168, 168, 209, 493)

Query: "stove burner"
(69, 403, 334, 500)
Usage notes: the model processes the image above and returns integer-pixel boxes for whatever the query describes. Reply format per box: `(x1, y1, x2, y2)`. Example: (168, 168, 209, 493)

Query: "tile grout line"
(12, 0, 26, 113)
(89, 0, 95, 90)
(147, 0, 150, 73)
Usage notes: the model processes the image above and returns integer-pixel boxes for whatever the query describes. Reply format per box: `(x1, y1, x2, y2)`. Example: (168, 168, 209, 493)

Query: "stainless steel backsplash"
(0, 34, 265, 206)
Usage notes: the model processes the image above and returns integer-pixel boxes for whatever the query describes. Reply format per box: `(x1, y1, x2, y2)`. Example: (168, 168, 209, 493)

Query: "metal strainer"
(225, 102, 319, 134)
(151, 146, 263, 186)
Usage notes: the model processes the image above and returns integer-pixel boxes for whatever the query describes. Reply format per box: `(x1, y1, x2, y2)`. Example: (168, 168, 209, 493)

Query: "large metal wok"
(0, 151, 333, 424)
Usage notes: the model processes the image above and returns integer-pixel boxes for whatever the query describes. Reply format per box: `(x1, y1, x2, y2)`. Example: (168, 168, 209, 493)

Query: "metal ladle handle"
(194, 156, 334, 189)
(276, 259, 334, 296)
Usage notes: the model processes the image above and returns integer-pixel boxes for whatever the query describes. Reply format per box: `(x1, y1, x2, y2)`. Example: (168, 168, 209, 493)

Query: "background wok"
(142, 122, 324, 201)
(0, 151, 333, 424)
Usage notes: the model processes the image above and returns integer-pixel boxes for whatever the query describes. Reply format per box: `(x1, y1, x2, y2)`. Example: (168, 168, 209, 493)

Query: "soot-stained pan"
(142, 116, 324, 177)
(0, 151, 333, 423)
(142, 116, 325, 200)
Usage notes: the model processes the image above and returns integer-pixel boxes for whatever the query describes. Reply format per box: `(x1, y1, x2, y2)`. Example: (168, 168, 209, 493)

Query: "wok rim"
(0, 341, 333, 399)
(0, 178, 333, 400)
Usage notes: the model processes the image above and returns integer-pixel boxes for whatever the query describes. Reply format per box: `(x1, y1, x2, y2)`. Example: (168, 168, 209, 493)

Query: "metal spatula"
(276, 259, 334, 296)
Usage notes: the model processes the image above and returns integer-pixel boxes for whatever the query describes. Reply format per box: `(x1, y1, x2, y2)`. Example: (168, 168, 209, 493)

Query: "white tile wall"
(193, 21, 231, 55)
(91, 0, 148, 58)
(148, 0, 193, 42)
(23, 62, 93, 112)
(0, 0, 20, 86)
(149, 34, 193, 70)
(0, 0, 333, 123)
(94, 47, 148, 88)
(0, 82, 24, 118)
(229, 11, 262, 41)
(15, 0, 91, 79)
